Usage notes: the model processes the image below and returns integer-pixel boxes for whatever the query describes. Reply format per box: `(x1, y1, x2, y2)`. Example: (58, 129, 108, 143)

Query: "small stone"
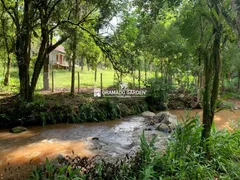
(179, 94, 184, 98)
(92, 137, 99, 140)
(233, 106, 238, 110)
(144, 127, 152, 131)
(10, 126, 27, 133)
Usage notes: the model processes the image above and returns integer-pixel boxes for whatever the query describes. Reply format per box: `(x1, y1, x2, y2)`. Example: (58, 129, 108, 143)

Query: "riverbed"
(0, 109, 239, 179)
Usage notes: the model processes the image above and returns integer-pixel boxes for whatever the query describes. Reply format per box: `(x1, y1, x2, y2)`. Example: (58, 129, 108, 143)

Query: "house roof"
(54, 45, 66, 53)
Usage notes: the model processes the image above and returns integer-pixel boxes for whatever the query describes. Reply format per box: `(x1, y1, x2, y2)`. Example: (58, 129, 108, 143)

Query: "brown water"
(170, 109, 240, 129)
(0, 116, 146, 179)
(0, 109, 240, 179)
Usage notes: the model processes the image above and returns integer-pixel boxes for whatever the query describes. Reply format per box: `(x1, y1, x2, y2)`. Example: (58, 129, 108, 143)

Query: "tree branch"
(47, 36, 69, 53)
(79, 25, 129, 73)
(47, 0, 62, 20)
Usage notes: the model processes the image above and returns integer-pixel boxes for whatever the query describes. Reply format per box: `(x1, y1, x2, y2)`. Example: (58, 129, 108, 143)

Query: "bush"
(145, 77, 172, 111)
(0, 96, 149, 128)
(151, 116, 240, 179)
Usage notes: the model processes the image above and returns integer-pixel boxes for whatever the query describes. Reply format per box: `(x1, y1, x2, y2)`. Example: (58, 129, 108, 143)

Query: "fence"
(41, 68, 152, 94)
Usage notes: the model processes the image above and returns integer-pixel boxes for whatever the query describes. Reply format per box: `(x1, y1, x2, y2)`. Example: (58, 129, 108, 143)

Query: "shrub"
(145, 77, 172, 111)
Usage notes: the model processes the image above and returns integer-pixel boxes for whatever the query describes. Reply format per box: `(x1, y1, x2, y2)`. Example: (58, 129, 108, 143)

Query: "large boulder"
(153, 112, 178, 132)
(142, 111, 155, 119)
(155, 123, 170, 133)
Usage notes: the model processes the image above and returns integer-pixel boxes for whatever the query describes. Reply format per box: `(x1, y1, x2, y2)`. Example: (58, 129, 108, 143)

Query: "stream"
(0, 109, 240, 179)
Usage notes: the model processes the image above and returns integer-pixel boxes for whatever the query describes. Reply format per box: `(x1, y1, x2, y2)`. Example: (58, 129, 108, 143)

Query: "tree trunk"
(87, 61, 90, 71)
(202, 20, 222, 158)
(1, 18, 11, 86)
(71, 29, 77, 95)
(16, 0, 31, 100)
(69, 61, 72, 71)
(43, 32, 52, 90)
(29, 49, 47, 101)
(2, 47, 6, 77)
(28, 15, 49, 101)
(202, 52, 213, 157)
(3, 52, 11, 86)
(43, 56, 50, 90)
(94, 68, 97, 82)
(144, 58, 147, 82)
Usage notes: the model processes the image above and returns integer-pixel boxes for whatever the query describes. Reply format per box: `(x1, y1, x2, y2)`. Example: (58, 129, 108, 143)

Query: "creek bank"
(0, 92, 202, 129)
(0, 94, 149, 128)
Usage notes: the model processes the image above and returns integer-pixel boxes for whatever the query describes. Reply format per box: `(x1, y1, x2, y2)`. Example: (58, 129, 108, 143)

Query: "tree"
(131, 0, 235, 158)
(0, 8, 15, 86)
(0, 0, 114, 101)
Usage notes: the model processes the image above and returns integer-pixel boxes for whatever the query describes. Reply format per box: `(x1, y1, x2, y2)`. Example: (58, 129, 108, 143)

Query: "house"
(49, 45, 69, 69)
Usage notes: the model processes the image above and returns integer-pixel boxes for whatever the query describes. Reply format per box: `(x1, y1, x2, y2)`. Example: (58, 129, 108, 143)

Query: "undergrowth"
(28, 117, 240, 180)
(0, 97, 148, 128)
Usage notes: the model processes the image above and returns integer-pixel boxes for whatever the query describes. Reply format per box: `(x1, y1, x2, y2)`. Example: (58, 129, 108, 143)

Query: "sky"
(99, 16, 122, 36)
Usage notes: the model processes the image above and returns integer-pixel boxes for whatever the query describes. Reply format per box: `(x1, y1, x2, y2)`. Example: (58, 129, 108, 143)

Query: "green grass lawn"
(0, 66, 154, 93)
(0, 64, 198, 94)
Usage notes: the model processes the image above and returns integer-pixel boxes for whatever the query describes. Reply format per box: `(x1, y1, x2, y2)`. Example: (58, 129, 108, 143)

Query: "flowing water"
(169, 109, 240, 129)
(0, 109, 240, 179)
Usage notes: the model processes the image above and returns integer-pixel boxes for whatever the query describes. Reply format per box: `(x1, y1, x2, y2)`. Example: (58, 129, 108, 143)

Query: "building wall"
(49, 50, 68, 67)
(49, 51, 57, 65)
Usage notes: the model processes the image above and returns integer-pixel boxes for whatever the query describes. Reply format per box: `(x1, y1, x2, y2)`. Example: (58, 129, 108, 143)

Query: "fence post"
(52, 71, 54, 92)
(94, 68, 97, 83)
(100, 73, 103, 97)
(78, 72, 80, 94)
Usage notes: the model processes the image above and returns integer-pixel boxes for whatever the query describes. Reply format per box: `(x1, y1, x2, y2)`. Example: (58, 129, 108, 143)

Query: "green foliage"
(154, 117, 240, 179)
(145, 77, 171, 111)
(140, 131, 157, 164)
(28, 158, 80, 180)
(0, 95, 149, 128)
(78, 102, 101, 122)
